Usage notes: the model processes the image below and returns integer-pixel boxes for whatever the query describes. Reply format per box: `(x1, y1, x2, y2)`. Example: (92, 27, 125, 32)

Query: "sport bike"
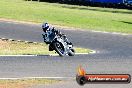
(42, 32, 75, 56)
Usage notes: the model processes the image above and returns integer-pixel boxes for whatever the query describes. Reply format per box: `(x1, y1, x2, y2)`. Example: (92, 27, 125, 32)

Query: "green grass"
(0, 79, 60, 88)
(0, 0, 132, 33)
(0, 40, 91, 55)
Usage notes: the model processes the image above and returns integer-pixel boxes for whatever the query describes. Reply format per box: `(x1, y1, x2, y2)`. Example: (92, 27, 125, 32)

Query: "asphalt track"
(0, 20, 132, 88)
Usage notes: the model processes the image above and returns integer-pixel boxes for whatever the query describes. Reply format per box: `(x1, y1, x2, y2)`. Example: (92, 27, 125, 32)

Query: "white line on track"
(49, 53, 89, 56)
(0, 55, 38, 57)
(0, 77, 74, 80)
(0, 52, 96, 57)
(91, 30, 130, 35)
(0, 50, 96, 57)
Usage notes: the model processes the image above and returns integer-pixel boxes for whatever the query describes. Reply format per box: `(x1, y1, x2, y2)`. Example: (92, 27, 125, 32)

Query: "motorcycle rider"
(42, 23, 57, 43)
(42, 23, 71, 44)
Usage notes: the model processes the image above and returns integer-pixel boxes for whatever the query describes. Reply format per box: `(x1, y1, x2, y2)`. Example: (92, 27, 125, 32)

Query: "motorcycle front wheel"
(53, 42, 65, 56)
(68, 48, 75, 56)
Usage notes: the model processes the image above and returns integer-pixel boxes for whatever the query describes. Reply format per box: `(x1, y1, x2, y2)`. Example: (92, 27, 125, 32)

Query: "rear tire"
(53, 42, 65, 56)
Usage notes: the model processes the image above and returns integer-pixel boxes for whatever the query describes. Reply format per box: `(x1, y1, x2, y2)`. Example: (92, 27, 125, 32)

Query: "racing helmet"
(42, 23, 49, 32)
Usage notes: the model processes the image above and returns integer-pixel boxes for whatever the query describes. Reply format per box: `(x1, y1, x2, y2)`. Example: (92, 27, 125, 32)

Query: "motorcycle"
(42, 31, 75, 56)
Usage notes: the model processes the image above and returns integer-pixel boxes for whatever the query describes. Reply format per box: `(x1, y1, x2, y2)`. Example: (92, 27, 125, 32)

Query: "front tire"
(53, 42, 65, 56)
(68, 48, 75, 56)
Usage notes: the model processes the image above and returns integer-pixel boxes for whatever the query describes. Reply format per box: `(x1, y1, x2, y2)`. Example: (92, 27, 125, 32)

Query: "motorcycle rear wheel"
(53, 42, 65, 56)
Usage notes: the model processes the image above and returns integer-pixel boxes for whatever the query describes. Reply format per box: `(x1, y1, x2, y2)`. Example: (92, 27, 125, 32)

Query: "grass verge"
(0, 0, 132, 33)
(0, 79, 60, 88)
(0, 40, 91, 55)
